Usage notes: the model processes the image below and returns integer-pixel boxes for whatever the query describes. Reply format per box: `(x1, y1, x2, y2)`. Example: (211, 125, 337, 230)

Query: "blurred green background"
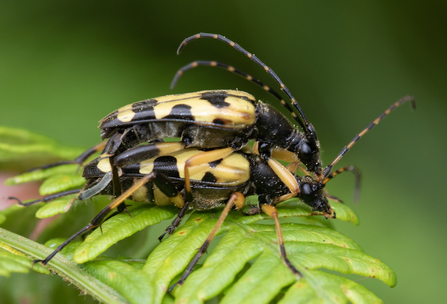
(1, 1, 446, 303)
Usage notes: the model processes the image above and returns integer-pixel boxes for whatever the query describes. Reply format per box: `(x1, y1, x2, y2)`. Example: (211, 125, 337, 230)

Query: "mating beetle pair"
(12, 33, 415, 290)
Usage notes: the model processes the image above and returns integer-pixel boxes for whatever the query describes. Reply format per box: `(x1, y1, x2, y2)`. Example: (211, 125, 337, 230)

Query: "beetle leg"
(254, 143, 310, 176)
(115, 142, 186, 168)
(266, 158, 300, 203)
(159, 147, 236, 241)
(108, 142, 188, 210)
(8, 189, 82, 207)
(261, 204, 302, 277)
(242, 204, 261, 216)
(34, 171, 183, 266)
(25, 141, 107, 173)
(169, 192, 245, 292)
(158, 199, 190, 242)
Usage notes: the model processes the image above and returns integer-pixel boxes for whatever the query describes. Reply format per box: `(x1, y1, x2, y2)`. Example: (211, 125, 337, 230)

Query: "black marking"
(131, 108, 156, 122)
(131, 98, 158, 112)
(202, 172, 217, 183)
(153, 156, 180, 178)
(124, 163, 142, 175)
(212, 118, 225, 125)
(280, 244, 287, 258)
(152, 172, 179, 198)
(378, 112, 387, 120)
(208, 158, 223, 168)
(201, 239, 210, 250)
(200, 91, 231, 108)
(164, 104, 195, 121)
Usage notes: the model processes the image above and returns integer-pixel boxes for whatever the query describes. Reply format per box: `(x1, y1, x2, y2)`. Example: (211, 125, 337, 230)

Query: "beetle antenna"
(177, 33, 315, 139)
(323, 95, 415, 178)
(322, 165, 361, 203)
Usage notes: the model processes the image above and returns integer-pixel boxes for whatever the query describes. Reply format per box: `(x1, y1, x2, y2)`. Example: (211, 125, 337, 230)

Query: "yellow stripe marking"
(97, 157, 112, 173)
(117, 104, 136, 122)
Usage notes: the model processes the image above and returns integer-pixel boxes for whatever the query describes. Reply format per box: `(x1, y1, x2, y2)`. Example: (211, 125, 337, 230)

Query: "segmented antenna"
(322, 165, 361, 203)
(177, 33, 315, 140)
(323, 95, 416, 178)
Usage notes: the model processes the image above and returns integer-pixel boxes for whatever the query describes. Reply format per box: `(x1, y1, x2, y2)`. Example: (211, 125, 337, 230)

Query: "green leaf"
(279, 270, 383, 304)
(0, 243, 49, 276)
(140, 211, 393, 304)
(83, 260, 154, 304)
(0, 247, 30, 277)
(1, 128, 395, 303)
(39, 174, 84, 195)
(35, 196, 77, 218)
(1, 195, 395, 304)
(4, 164, 78, 186)
(0, 229, 129, 304)
(73, 204, 178, 263)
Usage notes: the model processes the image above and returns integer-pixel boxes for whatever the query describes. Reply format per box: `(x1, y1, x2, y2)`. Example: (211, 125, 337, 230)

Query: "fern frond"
(0, 127, 396, 303)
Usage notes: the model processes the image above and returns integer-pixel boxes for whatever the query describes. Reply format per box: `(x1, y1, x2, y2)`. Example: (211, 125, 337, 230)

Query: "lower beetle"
(15, 141, 357, 289)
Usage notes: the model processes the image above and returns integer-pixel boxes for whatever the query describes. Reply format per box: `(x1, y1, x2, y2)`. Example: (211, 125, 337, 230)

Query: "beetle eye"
(300, 182, 315, 202)
(302, 183, 312, 195)
(298, 142, 313, 162)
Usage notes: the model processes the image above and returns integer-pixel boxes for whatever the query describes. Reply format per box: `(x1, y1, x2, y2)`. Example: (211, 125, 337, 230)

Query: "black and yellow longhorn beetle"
(13, 140, 358, 290)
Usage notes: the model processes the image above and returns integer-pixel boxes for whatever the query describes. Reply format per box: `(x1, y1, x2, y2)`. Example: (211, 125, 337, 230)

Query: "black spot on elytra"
(213, 118, 225, 125)
(131, 98, 158, 112)
(153, 156, 180, 178)
(201, 172, 217, 183)
(164, 104, 195, 121)
(208, 159, 223, 168)
(131, 108, 156, 122)
(200, 91, 231, 108)
(123, 163, 142, 175)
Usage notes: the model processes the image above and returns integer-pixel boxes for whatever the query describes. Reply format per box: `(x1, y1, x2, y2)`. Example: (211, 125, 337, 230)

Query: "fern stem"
(0, 227, 128, 304)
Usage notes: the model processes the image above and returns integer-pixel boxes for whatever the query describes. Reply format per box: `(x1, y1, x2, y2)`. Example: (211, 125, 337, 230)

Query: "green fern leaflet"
(0, 127, 396, 304)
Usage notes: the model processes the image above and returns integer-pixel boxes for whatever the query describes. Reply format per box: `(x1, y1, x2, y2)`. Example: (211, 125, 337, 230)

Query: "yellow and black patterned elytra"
(98, 88, 324, 177)
(100, 90, 256, 132)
